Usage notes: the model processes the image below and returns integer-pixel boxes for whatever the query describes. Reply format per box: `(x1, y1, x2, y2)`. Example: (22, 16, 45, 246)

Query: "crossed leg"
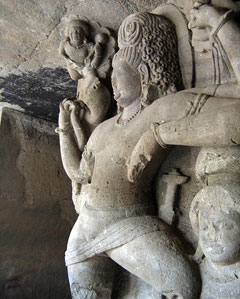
(67, 217, 200, 298)
(106, 230, 200, 299)
(66, 216, 117, 298)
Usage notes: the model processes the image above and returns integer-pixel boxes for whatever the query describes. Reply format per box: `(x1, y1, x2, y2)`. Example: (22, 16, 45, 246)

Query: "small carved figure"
(59, 16, 94, 80)
(59, 15, 116, 80)
(88, 33, 109, 69)
(58, 16, 115, 152)
(190, 185, 240, 298)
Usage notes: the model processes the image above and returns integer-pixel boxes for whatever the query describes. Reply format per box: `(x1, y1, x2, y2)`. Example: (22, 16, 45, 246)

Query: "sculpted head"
(112, 12, 183, 109)
(190, 186, 240, 266)
(63, 16, 90, 46)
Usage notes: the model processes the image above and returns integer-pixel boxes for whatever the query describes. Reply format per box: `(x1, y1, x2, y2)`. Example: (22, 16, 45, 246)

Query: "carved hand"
(189, 4, 222, 32)
(59, 98, 73, 129)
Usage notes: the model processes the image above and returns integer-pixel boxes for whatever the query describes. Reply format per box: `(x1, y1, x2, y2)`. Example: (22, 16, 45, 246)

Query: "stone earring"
(141, 83, 159, 107)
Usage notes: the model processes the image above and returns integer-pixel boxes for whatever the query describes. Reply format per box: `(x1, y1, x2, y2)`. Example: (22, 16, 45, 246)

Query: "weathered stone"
(0, 0, 167, 121)
(2, 0, 240, 298)
(0, 108, 75, 298)
(56, 2, 240, 298)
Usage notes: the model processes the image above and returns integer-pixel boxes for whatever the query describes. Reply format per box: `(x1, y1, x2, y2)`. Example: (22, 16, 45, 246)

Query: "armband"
(151, 122, 167, 148)
(55, 127, 73, 135)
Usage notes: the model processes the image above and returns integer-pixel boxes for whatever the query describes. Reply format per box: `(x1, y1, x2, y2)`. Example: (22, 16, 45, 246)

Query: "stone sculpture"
(59, 15, 115, 80)
(57, 11, 201, 299)
(58, 15, 116, 147)
(190, 186, 240, 298)
(56, 1, 240, 298)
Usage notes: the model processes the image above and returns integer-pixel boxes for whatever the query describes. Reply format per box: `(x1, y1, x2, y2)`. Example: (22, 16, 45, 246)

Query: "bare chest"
(65, 43, 89, 63)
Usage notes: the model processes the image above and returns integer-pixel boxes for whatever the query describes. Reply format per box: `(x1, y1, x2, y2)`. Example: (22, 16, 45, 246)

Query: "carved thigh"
(66, 215, 87, 252)
(107, 230, 200, 299)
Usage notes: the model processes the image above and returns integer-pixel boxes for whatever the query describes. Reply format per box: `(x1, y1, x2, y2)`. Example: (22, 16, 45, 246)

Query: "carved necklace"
(116, 103, 142, 127)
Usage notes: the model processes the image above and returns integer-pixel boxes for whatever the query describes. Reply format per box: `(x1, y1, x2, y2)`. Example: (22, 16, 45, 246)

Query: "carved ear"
(141, 83, 159, 106)
(138, 62, 149, 85)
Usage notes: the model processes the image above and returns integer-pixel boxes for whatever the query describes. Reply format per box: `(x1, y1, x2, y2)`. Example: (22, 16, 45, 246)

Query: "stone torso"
(65, 41, 91, 64)
(80, 93, 189, 210)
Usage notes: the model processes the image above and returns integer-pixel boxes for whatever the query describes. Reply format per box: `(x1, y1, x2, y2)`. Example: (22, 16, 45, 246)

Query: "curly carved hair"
(113, 12, 183, 105)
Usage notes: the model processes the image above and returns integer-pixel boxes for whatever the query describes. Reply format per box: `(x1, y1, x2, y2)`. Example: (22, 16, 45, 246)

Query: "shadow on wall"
(0, 68, 77, 123)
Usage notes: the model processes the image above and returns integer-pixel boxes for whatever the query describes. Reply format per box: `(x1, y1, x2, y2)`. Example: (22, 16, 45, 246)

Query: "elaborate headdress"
(113, 12, 183, 106)
(62, 15, 90, 39)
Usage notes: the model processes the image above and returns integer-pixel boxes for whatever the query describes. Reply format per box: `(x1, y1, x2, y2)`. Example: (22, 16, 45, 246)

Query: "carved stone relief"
(190, 185, 240, 298)
(56, 1, 240, 298)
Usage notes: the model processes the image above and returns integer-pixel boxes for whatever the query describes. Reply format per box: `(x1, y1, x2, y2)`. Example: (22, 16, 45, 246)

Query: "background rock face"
(0, 109, 75, 298)
(0, 0, 166, 122)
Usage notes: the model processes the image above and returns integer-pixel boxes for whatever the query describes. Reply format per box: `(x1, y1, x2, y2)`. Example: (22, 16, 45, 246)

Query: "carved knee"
(70, 282, 112, 299)
(70, 283, 97, 299)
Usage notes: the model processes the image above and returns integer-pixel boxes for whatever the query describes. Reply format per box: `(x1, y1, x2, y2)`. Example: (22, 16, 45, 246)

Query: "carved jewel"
(116, 104, 142, 126)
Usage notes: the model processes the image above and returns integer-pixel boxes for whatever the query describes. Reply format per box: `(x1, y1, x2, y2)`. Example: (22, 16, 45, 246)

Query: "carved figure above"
(57, 16, 115, 159)
(59, 15, 116, 80)
(190, 185, 240, 298)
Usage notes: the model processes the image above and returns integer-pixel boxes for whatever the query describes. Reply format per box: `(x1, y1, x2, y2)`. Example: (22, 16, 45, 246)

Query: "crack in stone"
(115, 0, 137, 14)
(13, 4, 67, 72)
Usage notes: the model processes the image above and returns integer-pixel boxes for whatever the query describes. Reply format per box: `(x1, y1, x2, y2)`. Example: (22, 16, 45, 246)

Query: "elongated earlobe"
(138, 62, 149, 85)
(193, 243, 204, 264)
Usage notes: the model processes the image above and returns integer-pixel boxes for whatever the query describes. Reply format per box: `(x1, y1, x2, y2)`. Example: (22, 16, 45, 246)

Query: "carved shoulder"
(59, 40, 68, 57)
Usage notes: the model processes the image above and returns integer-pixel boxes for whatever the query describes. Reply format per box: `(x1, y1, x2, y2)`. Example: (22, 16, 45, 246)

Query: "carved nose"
(207, 222, 217, 240)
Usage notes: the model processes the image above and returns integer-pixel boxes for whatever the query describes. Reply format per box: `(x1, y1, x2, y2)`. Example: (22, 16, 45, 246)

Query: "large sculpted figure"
(56, 2, 240, 298)
(58, 12, 200, 299)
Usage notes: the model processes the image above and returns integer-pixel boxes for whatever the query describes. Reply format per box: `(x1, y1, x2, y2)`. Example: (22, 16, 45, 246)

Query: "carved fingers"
(189, 4, 221, 31)
(59, 98, 79, 129)
(188, 4, 223, 52)
(127, 151, 150, 183)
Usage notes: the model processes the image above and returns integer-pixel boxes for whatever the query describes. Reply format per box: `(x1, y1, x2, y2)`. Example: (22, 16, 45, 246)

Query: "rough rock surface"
(0, 0, 166, 122)
(0, 108, 75, 298)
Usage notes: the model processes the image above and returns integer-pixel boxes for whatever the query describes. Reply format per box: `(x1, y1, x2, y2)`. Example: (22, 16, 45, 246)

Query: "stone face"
(0, 108, 75, 298)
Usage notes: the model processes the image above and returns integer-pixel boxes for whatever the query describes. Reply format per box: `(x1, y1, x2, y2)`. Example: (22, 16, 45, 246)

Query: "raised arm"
(56, 99, 86, 182)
